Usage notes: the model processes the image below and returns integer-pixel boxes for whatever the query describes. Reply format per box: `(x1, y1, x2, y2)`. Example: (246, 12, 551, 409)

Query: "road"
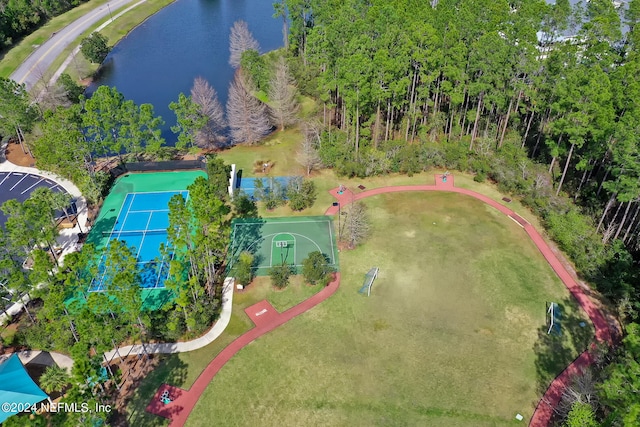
(9, 0, 138, 91)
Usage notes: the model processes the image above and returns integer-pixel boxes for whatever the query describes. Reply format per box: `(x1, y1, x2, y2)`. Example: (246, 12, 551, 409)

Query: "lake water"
(87, 0, 282, 143)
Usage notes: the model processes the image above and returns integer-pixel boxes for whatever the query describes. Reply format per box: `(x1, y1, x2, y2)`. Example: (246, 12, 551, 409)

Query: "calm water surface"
(88, 0, 282, 143)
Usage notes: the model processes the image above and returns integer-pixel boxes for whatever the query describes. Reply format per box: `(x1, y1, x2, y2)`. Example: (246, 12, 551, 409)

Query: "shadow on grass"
(122, 355, 189, 426)
(533, 296, 595, 395)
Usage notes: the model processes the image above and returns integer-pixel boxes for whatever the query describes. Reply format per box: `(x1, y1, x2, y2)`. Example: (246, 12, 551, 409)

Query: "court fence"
(110, 159, 207, 177)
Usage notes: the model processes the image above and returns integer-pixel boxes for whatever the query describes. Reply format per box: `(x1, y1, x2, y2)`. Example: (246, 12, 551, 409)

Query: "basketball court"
(230, 216, 338, 275)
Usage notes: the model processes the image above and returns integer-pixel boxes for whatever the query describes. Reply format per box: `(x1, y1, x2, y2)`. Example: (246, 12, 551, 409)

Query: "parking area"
(0, 171, 75, 227)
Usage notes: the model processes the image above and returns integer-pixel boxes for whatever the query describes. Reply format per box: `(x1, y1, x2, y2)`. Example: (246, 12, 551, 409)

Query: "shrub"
(302, 251, 333, 285)
(235, 251, 254, 286)
(233, 192, 258, 218)
(269, 262, 294, 288)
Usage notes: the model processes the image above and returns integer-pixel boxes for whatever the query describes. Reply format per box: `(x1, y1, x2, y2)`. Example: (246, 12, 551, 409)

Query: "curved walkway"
(325, 175, 612, 427)
(147, 273, 342, 426)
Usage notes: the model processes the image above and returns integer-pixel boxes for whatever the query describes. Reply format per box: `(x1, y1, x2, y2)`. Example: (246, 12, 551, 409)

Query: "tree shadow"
(115, 354, 189, 426)
(533, 296, 595, 395)
(228, 217, 266, 272)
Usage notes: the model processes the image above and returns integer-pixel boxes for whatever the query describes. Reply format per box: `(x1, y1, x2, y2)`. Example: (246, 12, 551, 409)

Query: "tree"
(564, 402, 598, 427)
(268, 56, 299, 131)
(80, 32, 110, 64)
(190, 77, 227, 148)
(286, 177, 316, 211)
(269, 262, 294, 289)
(204, 153, 233, 200)
(226, 72, 272, 144)
(302, 251, 332, 286)
(170, 92, 208, 151)
(57, 73, 84, 103)
(297, 125, 322, 174)
(240, 49, 270, 92)
(232, 192, 258, 218)
(345, 202, 370, 248)
(0, 78, 38, 156)
(39, 365, 70, 394)
(229, 20, 260, 68)
(235, 251, 254, 286)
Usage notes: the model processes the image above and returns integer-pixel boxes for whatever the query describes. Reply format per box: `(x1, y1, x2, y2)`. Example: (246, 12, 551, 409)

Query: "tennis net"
(103, 229, 168, 237)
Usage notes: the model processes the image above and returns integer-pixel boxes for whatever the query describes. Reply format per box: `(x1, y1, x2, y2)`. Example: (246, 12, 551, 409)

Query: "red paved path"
(149, 174, 611, 426)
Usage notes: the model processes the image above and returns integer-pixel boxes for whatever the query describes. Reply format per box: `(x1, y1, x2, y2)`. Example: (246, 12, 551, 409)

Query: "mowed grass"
(185, 192, 592, 427)
(125, 275, 324, 426)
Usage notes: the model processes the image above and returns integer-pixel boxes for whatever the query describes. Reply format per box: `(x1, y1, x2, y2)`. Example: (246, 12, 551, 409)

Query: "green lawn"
(183, 192, 592, 427)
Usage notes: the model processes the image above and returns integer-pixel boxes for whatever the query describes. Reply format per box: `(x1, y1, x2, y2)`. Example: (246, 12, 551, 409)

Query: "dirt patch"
(108, 354, 160, 426)
(5, 141, 35, 167)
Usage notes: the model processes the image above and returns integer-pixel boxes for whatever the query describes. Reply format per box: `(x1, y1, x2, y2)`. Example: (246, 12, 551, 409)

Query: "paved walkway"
(104, 278, 234, 360)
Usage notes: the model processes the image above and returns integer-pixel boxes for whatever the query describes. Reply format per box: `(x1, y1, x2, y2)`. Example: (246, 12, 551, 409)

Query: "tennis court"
(89, 191, 188, 292)
(80, 171, 205, 309)
(235, 176, 293, 199)
(230, 216, 338, 275)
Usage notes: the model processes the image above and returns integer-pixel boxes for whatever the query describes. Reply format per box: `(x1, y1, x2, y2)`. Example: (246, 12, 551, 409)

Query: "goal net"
(359, 267, 379, 296)
(546, 302, 562, 335)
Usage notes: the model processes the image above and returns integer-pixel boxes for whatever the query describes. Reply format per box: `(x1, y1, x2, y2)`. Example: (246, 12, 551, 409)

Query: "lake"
(87, 0, 282, 143)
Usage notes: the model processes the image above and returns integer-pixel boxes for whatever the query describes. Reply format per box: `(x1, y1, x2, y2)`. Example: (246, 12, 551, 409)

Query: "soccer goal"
(546, 302, 562, 335)
(359, 267, 379, 296)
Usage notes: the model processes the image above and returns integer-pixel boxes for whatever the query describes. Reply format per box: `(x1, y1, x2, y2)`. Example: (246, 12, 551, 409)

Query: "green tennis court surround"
(230, 216, 338, 275)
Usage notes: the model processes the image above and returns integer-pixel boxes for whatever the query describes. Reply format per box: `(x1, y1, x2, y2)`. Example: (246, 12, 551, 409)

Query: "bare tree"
(268, 56, 299, 131)
(556, 370, 598, 421)
(226, 72, 272, 144)
(297, 124, 322, 175)
(190, 77, 227, 149)
(345, 202, 370, 249)
(229, 20, 260, 68)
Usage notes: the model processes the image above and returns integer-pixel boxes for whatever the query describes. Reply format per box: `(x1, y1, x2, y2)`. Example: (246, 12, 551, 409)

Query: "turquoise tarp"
(0, 354, 49, 423)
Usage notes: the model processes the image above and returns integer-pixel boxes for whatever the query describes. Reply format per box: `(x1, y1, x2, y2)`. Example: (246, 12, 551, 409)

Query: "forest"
(0, 0, 90, 49)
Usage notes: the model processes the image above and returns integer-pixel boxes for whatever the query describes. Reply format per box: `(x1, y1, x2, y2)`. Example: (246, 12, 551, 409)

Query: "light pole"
(107, 3, 114, 22)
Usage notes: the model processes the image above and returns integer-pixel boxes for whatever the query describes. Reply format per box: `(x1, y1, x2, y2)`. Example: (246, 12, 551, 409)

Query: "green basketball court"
(230, 216, 338, 275)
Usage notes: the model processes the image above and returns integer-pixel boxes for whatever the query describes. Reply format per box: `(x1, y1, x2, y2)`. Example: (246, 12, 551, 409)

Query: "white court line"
(128, 209, 170, 213)
(327, 220, 336, 264)
(0, 173, 12, 187)
(136, 212, 154, 259)
(21, 177, 45, 194)
(115, 194, 136, 240)
(9, 173, 27, 191)
(234, 219, 331, 227)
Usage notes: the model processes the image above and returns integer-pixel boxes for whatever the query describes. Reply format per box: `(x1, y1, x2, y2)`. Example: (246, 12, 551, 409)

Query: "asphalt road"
(9, 0, 138, 91)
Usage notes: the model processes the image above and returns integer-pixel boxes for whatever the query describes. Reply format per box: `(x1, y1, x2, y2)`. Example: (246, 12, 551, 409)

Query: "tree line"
(278, 0, 640, 425)
(0, 0, 90, 50)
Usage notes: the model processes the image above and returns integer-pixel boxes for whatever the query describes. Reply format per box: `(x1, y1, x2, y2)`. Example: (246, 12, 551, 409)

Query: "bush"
(235, 251, 254, 286)
(80, 32, 110, 64)
(302, 251, 333, 285)
(269, 262, 294, 289)
(287, 177, 316, 211)
(473, 172, 486, 182)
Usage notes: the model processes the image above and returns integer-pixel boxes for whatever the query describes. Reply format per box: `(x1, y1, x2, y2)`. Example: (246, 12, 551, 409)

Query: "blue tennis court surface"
(236, 176, 292, 198)
(89, 191, 188, 292)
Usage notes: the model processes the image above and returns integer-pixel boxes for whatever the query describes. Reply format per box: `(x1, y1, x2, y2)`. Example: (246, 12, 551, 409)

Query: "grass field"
(183, 192, 592, 426)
